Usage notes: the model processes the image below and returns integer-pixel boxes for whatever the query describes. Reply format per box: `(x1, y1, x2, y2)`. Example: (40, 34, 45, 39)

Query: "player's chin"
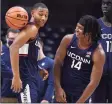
(103, 11, 109, 16)
(40, 23, 45, 27)
(76, 33, 80, 37)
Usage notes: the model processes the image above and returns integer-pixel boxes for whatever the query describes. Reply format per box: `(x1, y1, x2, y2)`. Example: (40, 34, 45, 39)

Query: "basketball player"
(9, 3, 49, 103)
(36, 38, 54, 103)
(54, 15, 105, 103)
(91, 0, 112, 103)
(1, 28, 19, 103)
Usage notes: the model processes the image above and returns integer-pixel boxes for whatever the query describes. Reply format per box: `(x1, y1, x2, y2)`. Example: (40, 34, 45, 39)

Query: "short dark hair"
(78, 15, 101, 43)
(7, 28, 20, 35)
(32, 3, 48, 10)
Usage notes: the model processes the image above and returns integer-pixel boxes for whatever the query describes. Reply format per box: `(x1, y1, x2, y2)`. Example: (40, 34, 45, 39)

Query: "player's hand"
(55, 87, 67, 103)
(11, 76, 22, 93)
(41, 100, 49, 103)
(39, 69, 49, 80)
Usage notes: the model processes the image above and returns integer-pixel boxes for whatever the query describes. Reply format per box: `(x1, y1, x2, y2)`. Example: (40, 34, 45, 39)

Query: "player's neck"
(78, 39, 92, 49)
(30, 18, 41, 28)
(102, 16, 112, 26)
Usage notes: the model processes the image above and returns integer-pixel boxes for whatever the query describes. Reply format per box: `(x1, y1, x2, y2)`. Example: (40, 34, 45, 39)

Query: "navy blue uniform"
(37, 57, 54, 102)
(18, 37, 39, 103)
(61, 34, 98, 103)
(1, 37, 39, 103)
(1, 44, 17, 97)
(92, 18, 112, 103)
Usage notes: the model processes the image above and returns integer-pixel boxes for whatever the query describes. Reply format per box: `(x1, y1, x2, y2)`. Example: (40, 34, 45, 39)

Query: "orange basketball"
(5, 6, 29, 29)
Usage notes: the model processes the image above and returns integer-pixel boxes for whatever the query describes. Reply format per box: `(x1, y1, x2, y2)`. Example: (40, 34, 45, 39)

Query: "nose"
(41, 16, 46, 21)
(75, 27, 79, 32)
(102, 3, 108, 8)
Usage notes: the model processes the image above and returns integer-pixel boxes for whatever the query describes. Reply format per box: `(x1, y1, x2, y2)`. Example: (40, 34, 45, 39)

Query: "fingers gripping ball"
(5, 6, 29, 29)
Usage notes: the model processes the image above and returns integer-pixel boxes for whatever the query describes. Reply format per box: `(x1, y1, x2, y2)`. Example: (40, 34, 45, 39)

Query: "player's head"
(31, 3, 49, 27)
(101, 0, 112, 17)
(6, 28, 20, 45)
(75, 15, 101, 43)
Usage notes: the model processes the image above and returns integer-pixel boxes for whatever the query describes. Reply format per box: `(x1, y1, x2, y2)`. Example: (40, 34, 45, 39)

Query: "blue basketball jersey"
(18, 22, 39, 81)
(98, 18, 112, 72)
(61, 34, 98, 96)
(19, 37, 39, 81)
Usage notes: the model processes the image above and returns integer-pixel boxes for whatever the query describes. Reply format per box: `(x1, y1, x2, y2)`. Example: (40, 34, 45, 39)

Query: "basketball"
(5, 6, 29, 29)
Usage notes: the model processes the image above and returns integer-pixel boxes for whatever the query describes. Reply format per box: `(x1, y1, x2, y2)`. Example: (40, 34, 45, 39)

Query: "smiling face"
(75, 23, 84, 38)
(75, 23, 92, 43)
(31, 7, 49, 27)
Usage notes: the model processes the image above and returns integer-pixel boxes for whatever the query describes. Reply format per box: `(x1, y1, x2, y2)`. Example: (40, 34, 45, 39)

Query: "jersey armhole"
(66, 34, 76, 49)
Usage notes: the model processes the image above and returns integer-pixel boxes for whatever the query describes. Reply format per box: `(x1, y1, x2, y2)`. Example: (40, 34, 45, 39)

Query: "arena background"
(1, 0, 102, 58)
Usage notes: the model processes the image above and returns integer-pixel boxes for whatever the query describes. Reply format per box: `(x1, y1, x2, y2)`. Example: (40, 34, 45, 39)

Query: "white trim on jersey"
(19, 44, 29, 56)
(20, 84, 31, 103)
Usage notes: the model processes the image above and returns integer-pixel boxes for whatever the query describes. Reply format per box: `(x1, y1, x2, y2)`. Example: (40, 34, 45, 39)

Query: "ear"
(31, 10, 34, 17)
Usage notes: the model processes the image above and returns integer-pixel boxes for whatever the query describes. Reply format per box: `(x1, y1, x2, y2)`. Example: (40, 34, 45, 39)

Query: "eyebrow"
(38, 10, 48, 13)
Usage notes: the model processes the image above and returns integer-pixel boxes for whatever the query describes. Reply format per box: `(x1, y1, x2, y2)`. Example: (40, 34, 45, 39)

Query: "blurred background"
(1, 0, 102, 58)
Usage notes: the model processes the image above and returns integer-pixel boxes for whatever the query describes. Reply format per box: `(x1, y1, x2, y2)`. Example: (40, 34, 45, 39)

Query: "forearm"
(54, 62, 62, 89)
(43, 85, 54, 101)
(10, 45, 20, 77)
(76, 83, 98, 103)
(44, 71, 54, 101)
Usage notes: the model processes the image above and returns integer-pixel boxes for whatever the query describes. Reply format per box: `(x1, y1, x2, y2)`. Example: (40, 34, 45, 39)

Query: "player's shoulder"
(61, 34, 74, 45)
(20, 22, 37, 32)
(25, 24, 37, 31)
(2, 44, 9, 51)
(93, 44, 105, 58)
(63, 34, 74, 40)
(97, 17, 103, 24)
(20, 23, 38, 38)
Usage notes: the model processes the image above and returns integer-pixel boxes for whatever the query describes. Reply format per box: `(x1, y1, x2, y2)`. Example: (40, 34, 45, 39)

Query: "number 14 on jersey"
(71, 60, 82, 70)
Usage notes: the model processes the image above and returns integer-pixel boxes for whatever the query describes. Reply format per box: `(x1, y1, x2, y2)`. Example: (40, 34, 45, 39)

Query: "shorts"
(17, 80, 40, 103)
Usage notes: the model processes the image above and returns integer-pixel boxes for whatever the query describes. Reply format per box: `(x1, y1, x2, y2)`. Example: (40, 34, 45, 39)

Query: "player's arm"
(54, 34, 72, 89)
(54, 34, 73, 102)
(76, 44, 105, 103)
(10, 25, 38, 92)
(42, 60, 54, 103)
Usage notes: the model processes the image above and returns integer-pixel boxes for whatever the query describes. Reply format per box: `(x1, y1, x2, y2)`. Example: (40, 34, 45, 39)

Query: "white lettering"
(101, 34, 112, 39)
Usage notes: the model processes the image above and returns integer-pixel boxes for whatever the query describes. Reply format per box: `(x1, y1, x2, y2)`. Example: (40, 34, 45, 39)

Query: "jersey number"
(106, 41, 112, 52)
(71, 60, 82, 70)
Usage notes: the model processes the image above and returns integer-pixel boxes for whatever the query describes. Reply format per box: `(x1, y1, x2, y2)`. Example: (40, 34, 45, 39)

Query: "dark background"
(1, 0, 102, 27)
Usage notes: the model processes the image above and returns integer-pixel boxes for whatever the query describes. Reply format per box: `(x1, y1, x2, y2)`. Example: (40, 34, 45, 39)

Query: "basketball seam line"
(6, 18, 23, 28)
(6, 15, 28, 21)
(6, 11, 27, 14)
